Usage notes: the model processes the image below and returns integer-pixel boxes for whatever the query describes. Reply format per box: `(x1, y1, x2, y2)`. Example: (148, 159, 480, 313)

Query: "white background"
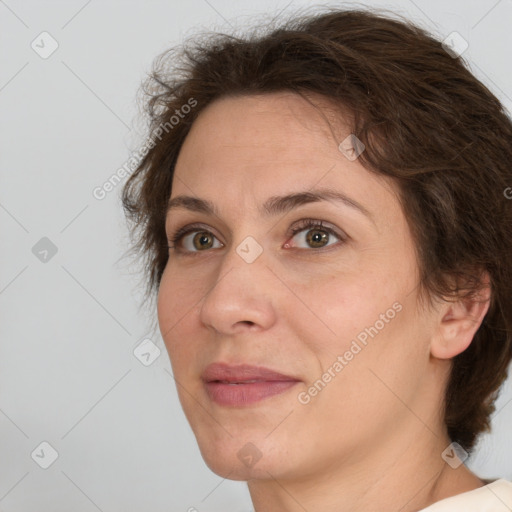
(1, 0, 511, 510)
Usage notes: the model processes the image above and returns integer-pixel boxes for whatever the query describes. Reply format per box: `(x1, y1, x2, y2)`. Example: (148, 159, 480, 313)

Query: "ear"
(430, 271, 491, 360)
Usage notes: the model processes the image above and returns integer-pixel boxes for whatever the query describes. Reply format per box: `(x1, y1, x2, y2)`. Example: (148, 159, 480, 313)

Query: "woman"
(122, 7, 512, 511)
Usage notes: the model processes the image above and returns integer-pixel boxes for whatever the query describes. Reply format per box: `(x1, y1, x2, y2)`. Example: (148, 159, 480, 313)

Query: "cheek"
(287, 250, 421, 387)
(157, 263, 207, 322)
(289, 263, 396, 346)
(157, 268, 204, 366)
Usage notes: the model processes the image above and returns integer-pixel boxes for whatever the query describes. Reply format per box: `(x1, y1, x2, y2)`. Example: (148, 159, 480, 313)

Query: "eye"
(167, 218, 345, 255)
(167, 223, 223, 254)
(285, 219, 344, 250)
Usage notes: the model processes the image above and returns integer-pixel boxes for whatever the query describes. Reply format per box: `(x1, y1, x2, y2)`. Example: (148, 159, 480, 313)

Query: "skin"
(157, 92, 490, 512)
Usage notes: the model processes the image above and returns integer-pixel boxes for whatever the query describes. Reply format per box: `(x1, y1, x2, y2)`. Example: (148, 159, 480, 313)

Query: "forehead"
(177, 93, 353, 177)
(179, 92, 349, 163)
(170, 92, 399, 225)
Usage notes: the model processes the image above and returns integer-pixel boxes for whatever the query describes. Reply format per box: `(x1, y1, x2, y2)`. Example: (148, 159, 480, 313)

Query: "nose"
(199, 243, 278, 336)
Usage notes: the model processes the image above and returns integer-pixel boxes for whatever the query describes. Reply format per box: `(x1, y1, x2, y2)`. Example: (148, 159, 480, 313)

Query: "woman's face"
(157, 92, 441, 481)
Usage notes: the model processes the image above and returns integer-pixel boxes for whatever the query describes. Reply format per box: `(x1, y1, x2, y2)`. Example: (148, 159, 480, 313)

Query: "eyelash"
(166, 218, 345, 255)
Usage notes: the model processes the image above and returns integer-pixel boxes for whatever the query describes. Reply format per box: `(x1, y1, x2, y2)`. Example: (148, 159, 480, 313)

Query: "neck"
(247, 423, 483, 512)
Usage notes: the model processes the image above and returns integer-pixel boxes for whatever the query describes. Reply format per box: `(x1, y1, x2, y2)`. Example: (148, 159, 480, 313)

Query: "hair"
(121, 6, 512, 453)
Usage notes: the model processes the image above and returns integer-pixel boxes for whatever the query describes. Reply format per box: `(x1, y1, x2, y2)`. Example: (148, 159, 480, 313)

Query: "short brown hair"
(121, 7, 512, 453)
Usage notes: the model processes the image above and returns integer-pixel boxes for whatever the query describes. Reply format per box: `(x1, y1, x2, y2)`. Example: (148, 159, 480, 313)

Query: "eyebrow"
(166, 187, 373, 222)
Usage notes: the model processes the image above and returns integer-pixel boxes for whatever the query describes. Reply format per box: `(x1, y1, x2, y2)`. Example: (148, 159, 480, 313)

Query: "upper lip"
(202, 363, 300, 383)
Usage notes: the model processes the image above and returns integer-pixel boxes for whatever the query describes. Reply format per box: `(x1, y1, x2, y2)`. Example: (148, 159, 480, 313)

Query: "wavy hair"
(121, 7, 512, 452)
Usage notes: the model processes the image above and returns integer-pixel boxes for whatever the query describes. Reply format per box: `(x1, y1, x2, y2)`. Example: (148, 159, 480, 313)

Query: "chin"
(193, 430, 287, 481)
(177, 380, 306, 480)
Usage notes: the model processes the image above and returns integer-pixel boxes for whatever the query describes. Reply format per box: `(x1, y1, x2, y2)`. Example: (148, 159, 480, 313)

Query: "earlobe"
(430, 272, 491, 360)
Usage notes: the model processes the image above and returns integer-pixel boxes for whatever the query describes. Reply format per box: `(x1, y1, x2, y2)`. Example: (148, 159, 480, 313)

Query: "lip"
(202, 363, 301, 407)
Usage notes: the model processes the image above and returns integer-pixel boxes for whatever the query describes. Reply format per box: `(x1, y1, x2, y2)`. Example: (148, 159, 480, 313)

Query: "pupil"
(307, 229, 328, 247)
(194, 232, 213, 250)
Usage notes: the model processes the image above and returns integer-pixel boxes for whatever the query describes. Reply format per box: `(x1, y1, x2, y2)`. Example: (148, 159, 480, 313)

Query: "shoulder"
(419, 479, 512, 511)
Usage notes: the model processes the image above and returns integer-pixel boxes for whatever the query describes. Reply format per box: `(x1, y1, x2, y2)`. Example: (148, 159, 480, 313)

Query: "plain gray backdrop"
(1, 0, 511, 511)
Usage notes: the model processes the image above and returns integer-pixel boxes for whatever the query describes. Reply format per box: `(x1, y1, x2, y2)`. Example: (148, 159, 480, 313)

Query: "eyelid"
(286, 219, 346, 249)
(167, 222, 224, 248)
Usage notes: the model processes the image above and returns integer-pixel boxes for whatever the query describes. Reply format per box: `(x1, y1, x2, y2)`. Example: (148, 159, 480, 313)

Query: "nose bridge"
(211, 223, 269, 291)
(199, 235, 277, 333)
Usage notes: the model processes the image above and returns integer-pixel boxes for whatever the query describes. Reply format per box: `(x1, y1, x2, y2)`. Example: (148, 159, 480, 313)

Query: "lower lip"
(204, 380, 299, 406)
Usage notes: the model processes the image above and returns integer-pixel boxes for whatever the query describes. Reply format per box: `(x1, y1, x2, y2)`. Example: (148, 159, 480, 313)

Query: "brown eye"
(305, 229, 330, 248)
(192, 232, 215, 250)
(168, 226, 223, 254)
(287, 220, 344, 250)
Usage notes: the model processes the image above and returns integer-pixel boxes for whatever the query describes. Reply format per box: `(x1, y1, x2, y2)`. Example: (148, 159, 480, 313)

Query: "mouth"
(202, 363, 301, 407)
